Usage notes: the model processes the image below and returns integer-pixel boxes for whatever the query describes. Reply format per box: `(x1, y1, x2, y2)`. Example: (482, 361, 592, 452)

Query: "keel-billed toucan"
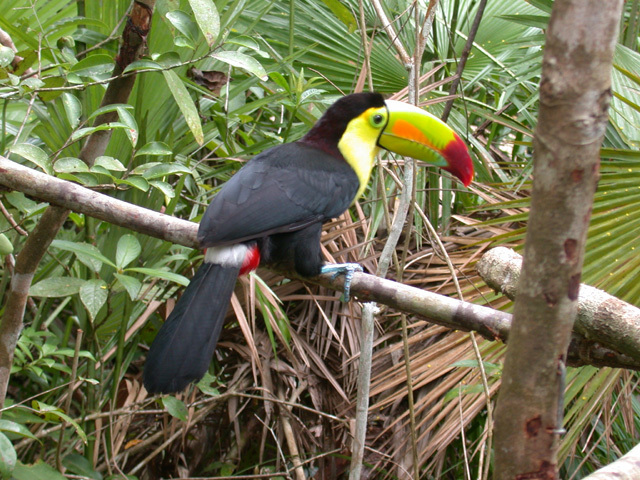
(143, 92, 473, 394)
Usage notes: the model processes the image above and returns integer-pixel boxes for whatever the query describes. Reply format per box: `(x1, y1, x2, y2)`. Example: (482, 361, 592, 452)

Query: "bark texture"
(478, 247, 640, 360)
(493, 1, 624, 478)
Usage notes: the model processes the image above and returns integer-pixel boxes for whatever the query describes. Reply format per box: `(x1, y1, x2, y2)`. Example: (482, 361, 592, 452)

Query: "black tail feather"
(143, 263, 240, 394)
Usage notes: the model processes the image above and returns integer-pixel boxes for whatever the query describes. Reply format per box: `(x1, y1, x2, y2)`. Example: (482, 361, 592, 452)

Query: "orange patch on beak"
(391, 119, 438, 151)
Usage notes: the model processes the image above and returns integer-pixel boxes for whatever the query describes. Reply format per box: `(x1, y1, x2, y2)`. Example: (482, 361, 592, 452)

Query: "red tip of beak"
(443, 134, 474, 187)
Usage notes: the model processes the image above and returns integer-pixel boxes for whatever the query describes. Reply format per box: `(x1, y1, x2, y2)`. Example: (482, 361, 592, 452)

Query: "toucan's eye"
(370, 113, 385, 127)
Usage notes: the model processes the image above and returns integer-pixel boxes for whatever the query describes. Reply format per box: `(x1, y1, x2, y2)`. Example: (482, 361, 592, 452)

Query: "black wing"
(198, 142, 359, 247)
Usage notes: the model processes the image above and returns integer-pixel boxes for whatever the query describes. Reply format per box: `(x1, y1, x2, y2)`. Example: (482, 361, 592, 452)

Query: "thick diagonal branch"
(1, 157, 639, 373)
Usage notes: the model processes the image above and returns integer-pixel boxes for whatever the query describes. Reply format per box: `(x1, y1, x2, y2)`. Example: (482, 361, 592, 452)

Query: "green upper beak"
(378, 100, 474, 187)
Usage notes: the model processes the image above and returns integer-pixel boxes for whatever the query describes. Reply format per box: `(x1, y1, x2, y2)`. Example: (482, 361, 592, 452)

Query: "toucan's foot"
(320, 263, 363, 302)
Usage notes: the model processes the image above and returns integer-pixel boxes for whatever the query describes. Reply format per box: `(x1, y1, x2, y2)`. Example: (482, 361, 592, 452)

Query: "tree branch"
(492, 1, 624, 477)
(478, 246, 640, 360)
(581, 443, 640, 480)
(1, 157, 639, 373)
(0, 157, 198, 248)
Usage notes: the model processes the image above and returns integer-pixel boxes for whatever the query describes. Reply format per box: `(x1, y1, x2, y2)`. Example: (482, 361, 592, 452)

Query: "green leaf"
(162, 69, 204, 145)
(29, 277, 87, 297)
(0, 419, 38, 441)
(62, 92, 82, 128)
(79, 280, 108, 321)
(141, 163, 191, 180)
(149, 180, 175, 199)
(71, 122, 133, 143)
(162, 396, 188, 421)
(116, 106, 139, 146)
(211, 50, 267, 80)
(93, 156, 127, 172)
(54, 157, 89, 173)
(134, 141, 173, 157)
(0, 46, 15, 68)
(0, 432, 16, 479)
(31, 401, 87, 444)
(165, 10, 199, 44)
(188, 0, 220, 46)
(62, 453, 102, 480)
(114, 176, 149, 192)
(126, 267, 189, 286)
(39, 77, 65, 101)
(226, 36, 267, 57)
(319, 0, 356, 32)
(87, 103, 134, 121)
(9, 144, 53, 175)
(116, 234, 141, 269)
(130, 162, 161, 175)
(0, 233, 14, 255)
(122, 59, 163, 73)
(11, 461, 67, 480)
(51, 240, 116, 270)
(70, 54, 114, 77)
(89, 165, 114, 178)
(114, 273, 142, 300)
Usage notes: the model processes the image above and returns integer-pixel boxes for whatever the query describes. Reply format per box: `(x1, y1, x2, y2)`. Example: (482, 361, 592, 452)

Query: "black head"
(300, 92, 386, 155)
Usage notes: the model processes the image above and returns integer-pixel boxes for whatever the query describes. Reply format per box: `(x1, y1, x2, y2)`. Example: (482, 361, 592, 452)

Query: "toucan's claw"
(320, 263, 363, 302)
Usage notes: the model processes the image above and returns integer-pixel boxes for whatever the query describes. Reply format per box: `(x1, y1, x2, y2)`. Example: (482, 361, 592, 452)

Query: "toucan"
(143, 92, 473, 394)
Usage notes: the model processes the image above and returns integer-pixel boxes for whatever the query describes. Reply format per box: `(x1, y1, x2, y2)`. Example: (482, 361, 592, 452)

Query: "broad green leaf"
(150, 180, 175, 199)
(153, 52, 182, 68)
(79, 280, 108, 321)
(39, 76, 65, 101)
(89, 165, 114, 178)
(0, 432, 16, 479)
(0, 233, 13, 255)
(0, 419, 39, 442)
(165, 10, 199, 44)
(116, 234, 141, 269)
(122, 59, 163, 74)
(62, 454, 102, 480)
(54, 157, 89, 173)
(94, 156, 127, 172)
(135, 141, 173, 157)
(226, 36, 268, 57)
(162, 69, 204, 145)
(320, 0, 357, 32)
(114, 176, 149, 192)
(62, 92, 82, 128)
(114, 273, 142, 300)
(0, 46, 14, 68)
(188, 0, 220, 46)
(130, 162, 161, 175)
(116, 106, 139, 146)
(70, 54, 114, 77)
(141, 163, 191, 179)
(87, 103, 134, 121)
(162, 396, 188, 421)
(71, 122, 133, 143)
(11, 461, 66, 480)
(9, 144, 53, 175)
(29, 277, 87, 297)
(211, 50, 267, 80)
(51, 240, 116, 270)
(31, 401, 87, 444)
(127, 267, 189, 286)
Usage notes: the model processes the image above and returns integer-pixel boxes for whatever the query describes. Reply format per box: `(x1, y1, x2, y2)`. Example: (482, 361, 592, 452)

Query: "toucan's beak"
(378, 100, 473, 187)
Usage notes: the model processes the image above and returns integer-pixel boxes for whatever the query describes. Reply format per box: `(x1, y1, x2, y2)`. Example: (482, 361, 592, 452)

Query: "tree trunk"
(493, 1, 624, 478)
